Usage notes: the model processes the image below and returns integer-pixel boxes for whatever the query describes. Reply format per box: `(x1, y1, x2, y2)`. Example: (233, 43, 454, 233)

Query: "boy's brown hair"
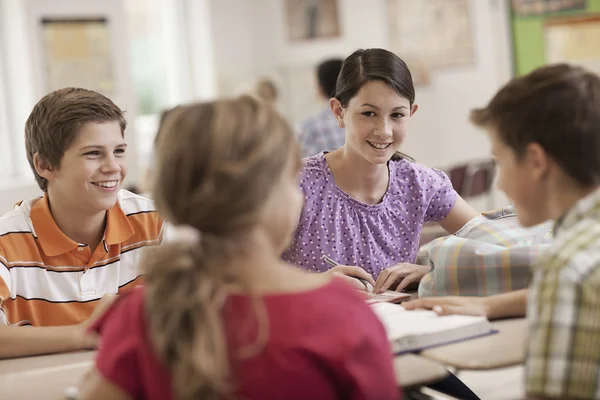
(25, 88, 127, 191)
(471, 64, 600, 187)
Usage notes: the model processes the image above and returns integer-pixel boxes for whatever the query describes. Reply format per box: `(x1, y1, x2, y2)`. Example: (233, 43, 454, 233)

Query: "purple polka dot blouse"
(282, 153, 458, 279)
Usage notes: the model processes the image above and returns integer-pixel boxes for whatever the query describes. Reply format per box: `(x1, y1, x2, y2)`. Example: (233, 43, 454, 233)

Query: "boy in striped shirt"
(0, 88, 164, 358)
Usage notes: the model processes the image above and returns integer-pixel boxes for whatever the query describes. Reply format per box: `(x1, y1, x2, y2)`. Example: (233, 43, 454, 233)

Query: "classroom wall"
(0, 0, 216, 214)
(0, 0, 139, 213)
(0, 0, 514, 212)
(209, 0, 513, 208)
(0, 183, 42, 213)
(204, 0, 254, 98)
(512, 0, 600, 75)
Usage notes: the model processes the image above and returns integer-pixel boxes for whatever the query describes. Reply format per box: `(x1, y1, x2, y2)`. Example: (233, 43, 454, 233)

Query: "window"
(125, 0, 216, 173)
(0, 47, 13, 179)
(0, 0, 216, 185)
(0, 0, 32, 183)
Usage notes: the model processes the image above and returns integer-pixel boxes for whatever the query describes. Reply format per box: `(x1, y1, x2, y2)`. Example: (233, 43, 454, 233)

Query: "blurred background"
(0, 0, 598, 213)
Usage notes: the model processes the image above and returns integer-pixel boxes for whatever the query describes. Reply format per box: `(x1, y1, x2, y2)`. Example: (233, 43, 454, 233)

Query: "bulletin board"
(387, 0, 474, 69)
(41, 18, 115, 94)
(544, 15, 600, 74)
(511, 0, 600, 75)
(386, 0, 474, 86)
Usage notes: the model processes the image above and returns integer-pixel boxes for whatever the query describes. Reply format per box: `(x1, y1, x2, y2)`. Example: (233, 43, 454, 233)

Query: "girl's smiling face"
(331, 79, 418, 165)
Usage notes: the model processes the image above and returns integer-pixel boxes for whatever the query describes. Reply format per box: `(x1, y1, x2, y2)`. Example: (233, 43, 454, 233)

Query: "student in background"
(79, 96, 398, 400)
(298, 58, 346, 158)
(0, 88, 164, 358)
(405, 64, 600, 399)
(283, 48, 480, 293)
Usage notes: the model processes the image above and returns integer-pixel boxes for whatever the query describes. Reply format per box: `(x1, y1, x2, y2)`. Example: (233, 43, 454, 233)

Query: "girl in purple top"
(282, 48, 480, 293)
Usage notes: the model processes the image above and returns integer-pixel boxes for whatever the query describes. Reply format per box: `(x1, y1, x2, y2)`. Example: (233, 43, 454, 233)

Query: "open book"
(371, 302, 495, 354)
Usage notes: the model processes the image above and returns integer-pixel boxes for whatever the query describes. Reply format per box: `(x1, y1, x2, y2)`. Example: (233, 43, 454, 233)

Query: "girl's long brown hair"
(144, 96, 299, 400)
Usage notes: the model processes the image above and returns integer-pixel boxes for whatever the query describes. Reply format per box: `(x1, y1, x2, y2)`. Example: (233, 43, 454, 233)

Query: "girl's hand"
(373, 263, 430, 293)
(326, 265, 376, 291)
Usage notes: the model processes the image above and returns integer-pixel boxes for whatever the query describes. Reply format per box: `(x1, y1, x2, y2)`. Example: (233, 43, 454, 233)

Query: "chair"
(448, 160, 496, 210)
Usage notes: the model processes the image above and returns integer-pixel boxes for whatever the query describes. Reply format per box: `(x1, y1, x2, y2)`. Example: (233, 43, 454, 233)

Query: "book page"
(371, 302, 489, 338)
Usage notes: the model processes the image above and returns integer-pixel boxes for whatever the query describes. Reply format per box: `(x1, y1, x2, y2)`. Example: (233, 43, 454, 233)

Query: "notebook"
(365, 290, 412, 303)
(371, 302, 495, 354)
(360, 281, 412, 303)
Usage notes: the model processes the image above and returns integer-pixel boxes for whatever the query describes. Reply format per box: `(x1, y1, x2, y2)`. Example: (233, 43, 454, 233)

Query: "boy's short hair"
(317, 58, 344, 98)
(471, 64, 600, 186)
(25, 88, 127, 191)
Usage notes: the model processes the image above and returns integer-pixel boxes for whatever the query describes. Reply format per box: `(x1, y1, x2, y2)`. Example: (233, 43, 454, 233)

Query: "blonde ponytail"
(147, 96, 299, 399)
(144, 237, 232, 400)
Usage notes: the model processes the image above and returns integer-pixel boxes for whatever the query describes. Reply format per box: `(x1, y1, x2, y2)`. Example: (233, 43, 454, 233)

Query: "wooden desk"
(0, 351, 449, 398)
(0, 351, 450, 397)
(0, 351, 94, 400)
(420, 318, 527, 370)
(394, 354, 448, 388)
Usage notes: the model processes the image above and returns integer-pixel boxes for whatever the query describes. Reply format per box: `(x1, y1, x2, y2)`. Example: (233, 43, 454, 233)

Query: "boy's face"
(488, 129, 550, 227)
(44, 121, 127, 216)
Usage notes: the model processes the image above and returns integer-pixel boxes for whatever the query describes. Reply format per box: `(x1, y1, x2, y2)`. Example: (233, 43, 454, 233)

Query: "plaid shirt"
(298, 107, 345, 158)
(526, 188, 600, 399)
(418, 206, 553, 297)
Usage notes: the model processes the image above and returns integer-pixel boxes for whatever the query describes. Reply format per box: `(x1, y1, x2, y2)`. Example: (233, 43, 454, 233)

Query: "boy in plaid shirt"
(405, 64, 600, 399)
(418, 206, 552, 297)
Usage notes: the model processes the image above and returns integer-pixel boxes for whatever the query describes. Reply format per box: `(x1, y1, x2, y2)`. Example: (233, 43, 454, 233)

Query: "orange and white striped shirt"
(0, 190, 164, 326)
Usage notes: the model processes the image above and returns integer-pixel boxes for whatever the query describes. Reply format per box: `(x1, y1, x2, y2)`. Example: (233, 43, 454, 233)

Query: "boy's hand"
(73, 327, 99, 351)
(75, 294, 118, 350)
(80, 295, 117, 329)
(403, 296, 489, 317)
(373, 263, 430, 293)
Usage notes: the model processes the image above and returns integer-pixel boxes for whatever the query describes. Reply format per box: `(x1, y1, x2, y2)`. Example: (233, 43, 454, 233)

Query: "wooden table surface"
(0, 349, 450, 398)
(420, 318, 528, 370)
(0, 351, 94, 400)
(394, 353, 448, 388)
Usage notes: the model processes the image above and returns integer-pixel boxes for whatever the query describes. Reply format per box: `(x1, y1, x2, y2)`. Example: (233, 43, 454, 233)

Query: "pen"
(320, 255, 372, 291)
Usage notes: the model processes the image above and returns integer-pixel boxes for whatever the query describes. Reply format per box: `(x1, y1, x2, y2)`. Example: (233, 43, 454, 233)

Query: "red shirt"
(92, 279, 400, 400)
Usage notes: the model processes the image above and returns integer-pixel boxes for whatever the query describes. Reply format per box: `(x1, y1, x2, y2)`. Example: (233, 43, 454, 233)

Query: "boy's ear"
(525, 143, 550, 181)
(33, 153, 56, 182)
(329, 98, 345, 128)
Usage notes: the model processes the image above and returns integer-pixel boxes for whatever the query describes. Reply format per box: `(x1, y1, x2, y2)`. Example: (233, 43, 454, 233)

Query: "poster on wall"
(512, 0, 587, 16)
(387, 0, 474, 78)
(41, 18, 115, 94)
(544, 15, 600, 74)
(284, 0, 341, 41)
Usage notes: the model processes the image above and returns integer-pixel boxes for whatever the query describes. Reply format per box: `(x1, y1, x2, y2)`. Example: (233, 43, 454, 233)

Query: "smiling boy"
(405, 64, 600, 399)
(0, 88, 164, 358)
